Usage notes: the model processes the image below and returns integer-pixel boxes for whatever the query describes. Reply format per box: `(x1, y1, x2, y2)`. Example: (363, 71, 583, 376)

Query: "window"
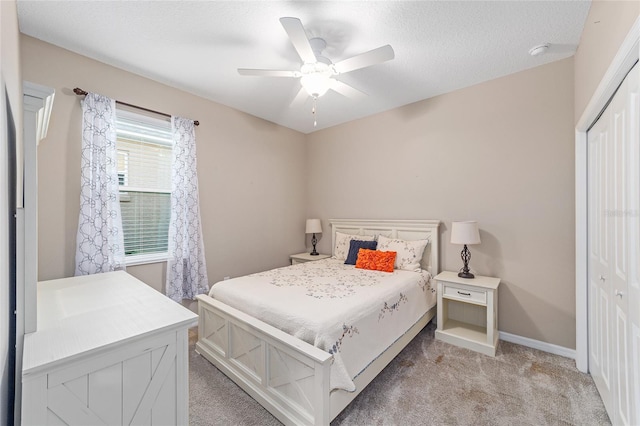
(116, 108, 172, 265)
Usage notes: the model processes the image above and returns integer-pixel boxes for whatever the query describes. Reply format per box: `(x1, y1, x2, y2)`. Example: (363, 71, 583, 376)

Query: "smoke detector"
(529, 43, 550, 57)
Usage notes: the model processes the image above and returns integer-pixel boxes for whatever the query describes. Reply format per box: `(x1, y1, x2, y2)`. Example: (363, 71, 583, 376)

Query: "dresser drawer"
(443, 285, 487, 305)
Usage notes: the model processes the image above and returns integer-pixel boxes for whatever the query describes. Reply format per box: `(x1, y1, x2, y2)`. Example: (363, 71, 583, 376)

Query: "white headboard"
(329, 219, 441, 276)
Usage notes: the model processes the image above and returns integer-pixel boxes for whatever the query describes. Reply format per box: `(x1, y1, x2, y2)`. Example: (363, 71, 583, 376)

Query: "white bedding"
(209, 258, 436, 392)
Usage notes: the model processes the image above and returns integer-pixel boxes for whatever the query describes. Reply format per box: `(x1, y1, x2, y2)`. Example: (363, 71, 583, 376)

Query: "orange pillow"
(355, 249, 396, 273)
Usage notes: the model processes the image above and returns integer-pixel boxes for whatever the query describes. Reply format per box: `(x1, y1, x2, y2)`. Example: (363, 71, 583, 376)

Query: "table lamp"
(305, 219, 322, 255)
(450, 221, 481, 278)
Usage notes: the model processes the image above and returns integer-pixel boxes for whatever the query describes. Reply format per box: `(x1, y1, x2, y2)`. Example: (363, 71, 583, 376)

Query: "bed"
(195, 219, 440, 425)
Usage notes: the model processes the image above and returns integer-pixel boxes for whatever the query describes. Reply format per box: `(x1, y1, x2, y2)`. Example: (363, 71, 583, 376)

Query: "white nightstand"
(290, 252, 331, 265)
(434, 271, 500, 356)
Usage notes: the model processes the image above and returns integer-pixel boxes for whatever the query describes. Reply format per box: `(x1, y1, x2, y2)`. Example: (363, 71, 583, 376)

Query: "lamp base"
(310, 233, 319, 255)
(458, 244, 475, 279)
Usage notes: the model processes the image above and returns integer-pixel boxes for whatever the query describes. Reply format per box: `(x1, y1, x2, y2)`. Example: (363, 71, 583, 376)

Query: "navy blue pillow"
(344, 239, 378, 265)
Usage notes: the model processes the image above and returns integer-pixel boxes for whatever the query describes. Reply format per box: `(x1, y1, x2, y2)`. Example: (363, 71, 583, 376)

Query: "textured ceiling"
(17, 1, 591, 134)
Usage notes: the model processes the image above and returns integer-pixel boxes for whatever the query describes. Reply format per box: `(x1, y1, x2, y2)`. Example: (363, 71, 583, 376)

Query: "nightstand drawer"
(443, 285, 486, 305)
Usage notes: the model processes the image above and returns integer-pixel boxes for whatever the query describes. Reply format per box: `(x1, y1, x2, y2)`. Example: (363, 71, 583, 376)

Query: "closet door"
(588, 104, 613, 415)
(587, 62, 639, 426)
(609, 68, 631, 426)
(626, 64, 639, 426)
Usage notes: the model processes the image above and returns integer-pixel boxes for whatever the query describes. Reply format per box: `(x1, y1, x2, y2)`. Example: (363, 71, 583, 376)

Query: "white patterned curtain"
(166, 117, 209, 301)
(75, 93, 126, 275)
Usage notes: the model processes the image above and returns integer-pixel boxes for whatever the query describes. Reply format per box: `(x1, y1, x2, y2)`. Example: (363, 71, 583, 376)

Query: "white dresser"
(21, 271, 198, 425)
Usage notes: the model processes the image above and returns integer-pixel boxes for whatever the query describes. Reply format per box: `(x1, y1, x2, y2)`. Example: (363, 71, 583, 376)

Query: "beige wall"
(307, 58, 576, 349)
(20, 35, 308, 293)
(574, 0, 640, 122)
(1, 0, 22, 421)
(21, 2, 638, 349)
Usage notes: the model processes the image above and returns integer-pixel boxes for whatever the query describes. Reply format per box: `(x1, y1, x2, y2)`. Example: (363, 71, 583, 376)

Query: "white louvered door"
(587, 62, 639, 426)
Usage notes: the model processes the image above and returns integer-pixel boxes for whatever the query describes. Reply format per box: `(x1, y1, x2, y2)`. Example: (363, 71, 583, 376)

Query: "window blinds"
(116, 109, 172, 257)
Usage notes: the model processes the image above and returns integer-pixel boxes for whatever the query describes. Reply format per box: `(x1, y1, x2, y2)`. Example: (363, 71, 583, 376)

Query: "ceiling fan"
(238, 17, 395, 125)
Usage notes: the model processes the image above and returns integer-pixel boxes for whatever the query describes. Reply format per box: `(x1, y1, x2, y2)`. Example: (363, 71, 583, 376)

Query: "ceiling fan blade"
(329, 79, 367, 98)
(279, 17, 317, 64)
(333, 45, 395, 74)
(290, 86, 309, 107)
(238, 69, 299, 77)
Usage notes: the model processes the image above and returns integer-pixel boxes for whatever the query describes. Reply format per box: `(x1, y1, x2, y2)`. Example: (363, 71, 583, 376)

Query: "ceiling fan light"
(301, 73, 331, 97)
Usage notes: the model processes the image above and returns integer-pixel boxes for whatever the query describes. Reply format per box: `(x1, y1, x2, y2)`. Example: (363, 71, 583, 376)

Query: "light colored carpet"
(189, 323, 610, 425)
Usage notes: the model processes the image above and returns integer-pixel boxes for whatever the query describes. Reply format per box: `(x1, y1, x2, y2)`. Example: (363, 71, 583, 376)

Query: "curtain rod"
(73, 88, 199, 126)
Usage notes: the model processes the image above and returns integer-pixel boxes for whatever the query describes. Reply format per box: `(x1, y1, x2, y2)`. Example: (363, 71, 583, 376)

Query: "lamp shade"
(305, 219, 322, 234)
(450, 221, 481, 245)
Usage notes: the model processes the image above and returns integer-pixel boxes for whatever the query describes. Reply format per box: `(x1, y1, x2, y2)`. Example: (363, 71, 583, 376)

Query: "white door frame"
(575, 17, 639, 373)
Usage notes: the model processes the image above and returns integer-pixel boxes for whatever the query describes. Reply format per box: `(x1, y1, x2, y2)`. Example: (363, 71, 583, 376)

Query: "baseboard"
(499, 331, 576, 360)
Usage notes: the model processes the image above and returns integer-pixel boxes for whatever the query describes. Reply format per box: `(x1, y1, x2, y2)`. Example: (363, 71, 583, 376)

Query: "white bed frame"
(195, 219, 440, 425)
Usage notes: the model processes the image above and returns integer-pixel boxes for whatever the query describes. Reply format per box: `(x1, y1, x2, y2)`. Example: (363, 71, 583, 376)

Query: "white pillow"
(333, 231, 375, 261)
(377, 235, 429, 272)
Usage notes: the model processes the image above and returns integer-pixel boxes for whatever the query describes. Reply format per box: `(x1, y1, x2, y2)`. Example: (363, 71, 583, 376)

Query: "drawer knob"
(457, 291, 471, 296)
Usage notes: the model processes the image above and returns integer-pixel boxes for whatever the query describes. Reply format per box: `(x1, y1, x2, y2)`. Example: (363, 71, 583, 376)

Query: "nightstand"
(289, 252, 331, 265)
(434, 271, 500, 356)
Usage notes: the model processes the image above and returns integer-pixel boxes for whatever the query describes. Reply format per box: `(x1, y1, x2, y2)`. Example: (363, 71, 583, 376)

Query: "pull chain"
(312, 96, 318, 127)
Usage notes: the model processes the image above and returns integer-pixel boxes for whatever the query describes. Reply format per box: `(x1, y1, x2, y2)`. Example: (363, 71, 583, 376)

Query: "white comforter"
(209, 258, 436, 391)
